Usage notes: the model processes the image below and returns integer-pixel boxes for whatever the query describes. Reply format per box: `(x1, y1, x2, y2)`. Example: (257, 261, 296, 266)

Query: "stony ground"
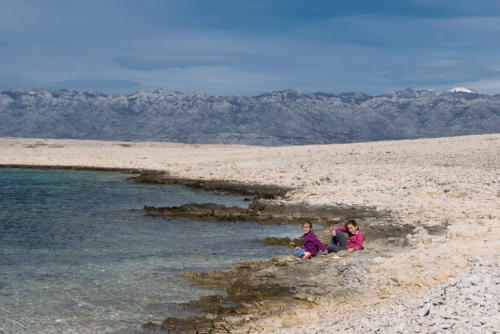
(229, 228, 500, 334)
(1, 134, 499, 333)
(264, 254, 499, 334)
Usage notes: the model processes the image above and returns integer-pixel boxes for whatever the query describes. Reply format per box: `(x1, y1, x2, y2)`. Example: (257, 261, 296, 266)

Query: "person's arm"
(313, 234, 327, 252)
(351, 232, 365, 250)
(296, 235, 305, 250)
(333, 225, 345, 236)
(316, 238, 327, 252)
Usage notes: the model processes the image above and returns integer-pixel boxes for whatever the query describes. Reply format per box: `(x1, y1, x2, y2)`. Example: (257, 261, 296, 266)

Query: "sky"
(1, 0, 500, 95)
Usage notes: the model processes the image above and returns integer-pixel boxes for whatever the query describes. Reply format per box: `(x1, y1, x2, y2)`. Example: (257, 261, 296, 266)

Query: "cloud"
(420, 59, 464, 68)
(51, 79, 142, 93)
(313, 15, 500, 49)
(0, 1, 499, 95)
(409, 0, 500, 14)
(114, 53, 254, 71)
(114, 65, 283, 96)
(0, 73, 31, 90)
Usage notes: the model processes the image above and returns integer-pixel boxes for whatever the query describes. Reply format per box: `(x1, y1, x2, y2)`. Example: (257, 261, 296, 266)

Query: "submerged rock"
(143, 199, 386, 225)
(261, 236, 300, 248)
(130, 172, 293, 199)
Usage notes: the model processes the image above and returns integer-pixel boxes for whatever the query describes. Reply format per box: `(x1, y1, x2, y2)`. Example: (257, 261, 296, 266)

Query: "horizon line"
(2, 85, 498, 98)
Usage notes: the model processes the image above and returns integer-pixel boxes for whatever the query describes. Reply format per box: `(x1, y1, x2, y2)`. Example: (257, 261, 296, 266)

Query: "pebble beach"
(1, 134, 499, 333)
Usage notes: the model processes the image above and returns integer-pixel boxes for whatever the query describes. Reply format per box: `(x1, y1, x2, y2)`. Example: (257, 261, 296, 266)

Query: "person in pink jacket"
(327, 219, 364, 253)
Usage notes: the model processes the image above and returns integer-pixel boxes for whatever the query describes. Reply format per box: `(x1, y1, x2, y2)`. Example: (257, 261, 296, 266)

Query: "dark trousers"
(327, 231, 347, 253)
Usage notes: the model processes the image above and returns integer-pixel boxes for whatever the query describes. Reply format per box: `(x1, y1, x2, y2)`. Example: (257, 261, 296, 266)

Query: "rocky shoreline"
(0, 163, 148, 174)
(129, 172, 293, 199)
(0, 165, 454, 334)
(1, 135, 498, 333)
(142, 199, 386, 224)
(118, 224, 443, 334)
(120, 172, 448, 334)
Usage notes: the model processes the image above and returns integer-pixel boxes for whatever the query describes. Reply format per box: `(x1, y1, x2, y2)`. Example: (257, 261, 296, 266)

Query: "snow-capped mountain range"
(0, 86, 498, 145)
(448, 87, 479, 94)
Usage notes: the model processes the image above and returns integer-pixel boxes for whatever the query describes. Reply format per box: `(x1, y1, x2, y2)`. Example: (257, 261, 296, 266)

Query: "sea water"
(0, 169, 298, 333)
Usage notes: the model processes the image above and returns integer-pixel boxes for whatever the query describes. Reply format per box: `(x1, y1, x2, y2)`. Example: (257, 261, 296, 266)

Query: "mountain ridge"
(4, 85, 493, 97)
(1, 86, 499, 145)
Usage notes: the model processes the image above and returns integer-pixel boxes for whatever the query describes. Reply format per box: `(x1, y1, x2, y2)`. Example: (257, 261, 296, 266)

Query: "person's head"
(344, 219, 359, 235)
(302, 220, 313, 233)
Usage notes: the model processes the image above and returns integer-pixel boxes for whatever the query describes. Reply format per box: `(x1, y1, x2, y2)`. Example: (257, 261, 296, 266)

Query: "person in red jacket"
(327, 219, 364, 253)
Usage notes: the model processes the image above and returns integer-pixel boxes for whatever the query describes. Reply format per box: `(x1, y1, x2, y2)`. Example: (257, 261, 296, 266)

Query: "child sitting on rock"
(327, 219, 364, 253)
(294, 221, 328, 259)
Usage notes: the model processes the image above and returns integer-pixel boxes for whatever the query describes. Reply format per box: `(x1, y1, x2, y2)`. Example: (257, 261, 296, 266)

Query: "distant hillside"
(0, 86, 499, 145)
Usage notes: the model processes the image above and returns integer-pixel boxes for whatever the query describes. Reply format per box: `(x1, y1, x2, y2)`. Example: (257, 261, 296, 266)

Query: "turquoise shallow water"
(0, 169, 299, 334)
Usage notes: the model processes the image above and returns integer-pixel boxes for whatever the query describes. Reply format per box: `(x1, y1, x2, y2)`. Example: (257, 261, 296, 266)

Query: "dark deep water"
(0, 169, 297, 333)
